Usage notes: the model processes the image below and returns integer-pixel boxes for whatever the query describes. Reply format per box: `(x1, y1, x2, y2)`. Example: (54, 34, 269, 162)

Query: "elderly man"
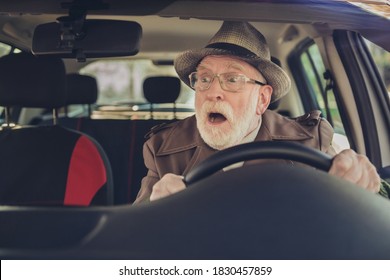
(135, 21, 388, 203)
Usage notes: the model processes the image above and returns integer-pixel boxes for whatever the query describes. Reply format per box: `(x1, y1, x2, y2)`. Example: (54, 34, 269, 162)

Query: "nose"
(205, 76, 224, 101)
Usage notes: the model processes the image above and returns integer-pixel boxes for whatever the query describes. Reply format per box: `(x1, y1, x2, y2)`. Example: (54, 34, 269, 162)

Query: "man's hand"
(329, 149, 380, 193)
(150, 173, 186, 201)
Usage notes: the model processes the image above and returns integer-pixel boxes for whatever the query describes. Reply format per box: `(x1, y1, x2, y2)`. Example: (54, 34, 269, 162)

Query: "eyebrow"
(229, 62, 265, 82)
(226, 63, 245, 72)
(197, 62, 246, 73)
(196, 65, 210, 72)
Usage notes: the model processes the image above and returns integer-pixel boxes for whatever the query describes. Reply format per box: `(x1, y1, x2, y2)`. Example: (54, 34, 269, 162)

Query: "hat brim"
(174, 48, 291, 102)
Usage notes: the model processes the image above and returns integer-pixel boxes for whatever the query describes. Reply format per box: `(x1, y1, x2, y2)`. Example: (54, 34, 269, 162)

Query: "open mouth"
(208, 112, 227, 124)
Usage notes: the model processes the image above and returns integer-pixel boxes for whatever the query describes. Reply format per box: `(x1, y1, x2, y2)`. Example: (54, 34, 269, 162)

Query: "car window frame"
(334, 30, 390, 168)
(287, 37, 353, 151)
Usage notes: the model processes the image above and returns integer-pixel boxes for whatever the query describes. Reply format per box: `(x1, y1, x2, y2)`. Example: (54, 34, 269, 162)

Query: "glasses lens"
(189, 72, 249, 92)
(220, 73, 244, 92)
(190, 72, 214, 91)
(189, 72, 197, 89)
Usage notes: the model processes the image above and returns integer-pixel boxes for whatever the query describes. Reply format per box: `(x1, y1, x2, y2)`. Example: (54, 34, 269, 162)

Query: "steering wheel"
(184, 141, 333, 185)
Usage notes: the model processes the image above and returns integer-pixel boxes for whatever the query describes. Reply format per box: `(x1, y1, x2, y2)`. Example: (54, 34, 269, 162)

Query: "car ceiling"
(0, 0, 388, 52)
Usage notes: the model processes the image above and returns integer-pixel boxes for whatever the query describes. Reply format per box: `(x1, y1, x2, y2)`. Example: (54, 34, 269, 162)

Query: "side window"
(0, 42, 20, 122)
(290, 41, 350, 152)
(0, 42, 11, 57)
(364, 39, 390, 99)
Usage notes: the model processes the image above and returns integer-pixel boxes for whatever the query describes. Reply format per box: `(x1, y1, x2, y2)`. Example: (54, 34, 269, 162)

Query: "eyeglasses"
(189, 72, 267, 93)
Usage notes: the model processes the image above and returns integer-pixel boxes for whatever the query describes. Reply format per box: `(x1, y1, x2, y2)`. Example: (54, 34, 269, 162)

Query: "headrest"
(143, 76, 180, 104)
(66, 74, 98, 105)
(0, 52, 66, 108)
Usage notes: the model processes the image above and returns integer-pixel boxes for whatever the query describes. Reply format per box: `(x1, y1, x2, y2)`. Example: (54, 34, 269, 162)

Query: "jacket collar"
(157, 110, 313, 156)
(156, 115, 203, 156)
(256, 110, 313, 141)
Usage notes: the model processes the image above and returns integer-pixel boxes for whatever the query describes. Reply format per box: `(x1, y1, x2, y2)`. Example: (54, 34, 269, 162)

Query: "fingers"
(150, 173, 186, 201)
(329, 149, 380, 193)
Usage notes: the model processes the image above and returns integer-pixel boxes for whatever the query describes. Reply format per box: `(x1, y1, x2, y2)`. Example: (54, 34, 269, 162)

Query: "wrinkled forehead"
(197, 55, 262, 78)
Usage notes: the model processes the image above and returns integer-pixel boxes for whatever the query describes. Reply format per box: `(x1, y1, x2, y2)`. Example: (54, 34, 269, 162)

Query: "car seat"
(0, 52, 113, 206)
(30, 73, 98, 125)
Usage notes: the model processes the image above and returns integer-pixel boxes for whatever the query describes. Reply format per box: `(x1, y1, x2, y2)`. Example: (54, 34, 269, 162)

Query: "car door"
(288, 30, 390, 181)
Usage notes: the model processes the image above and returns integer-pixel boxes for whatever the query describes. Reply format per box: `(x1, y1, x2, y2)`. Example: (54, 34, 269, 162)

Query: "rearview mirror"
(32, 19, 142, 60)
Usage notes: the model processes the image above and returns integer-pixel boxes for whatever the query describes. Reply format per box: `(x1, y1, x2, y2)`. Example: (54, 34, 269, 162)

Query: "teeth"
(209, 112, 218, 123)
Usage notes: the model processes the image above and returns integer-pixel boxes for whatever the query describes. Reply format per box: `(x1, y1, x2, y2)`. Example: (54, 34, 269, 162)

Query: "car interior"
(0, 0, 389, 259)
(0, 52, 114, 206)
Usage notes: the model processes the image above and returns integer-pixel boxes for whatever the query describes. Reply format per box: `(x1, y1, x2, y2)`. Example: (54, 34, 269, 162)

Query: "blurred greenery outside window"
(0, 43, 11, 57)
(79, 59, 195, 107)
(364, 39, 390, 99)
(300, 43, 349, 152)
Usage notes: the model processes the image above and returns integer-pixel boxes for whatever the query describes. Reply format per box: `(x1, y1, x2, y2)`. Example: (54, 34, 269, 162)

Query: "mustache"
(199, 101, 235, 123)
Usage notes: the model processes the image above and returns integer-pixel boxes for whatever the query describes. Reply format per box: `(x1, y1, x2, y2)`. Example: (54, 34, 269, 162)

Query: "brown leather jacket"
(135, 110, 336, 203)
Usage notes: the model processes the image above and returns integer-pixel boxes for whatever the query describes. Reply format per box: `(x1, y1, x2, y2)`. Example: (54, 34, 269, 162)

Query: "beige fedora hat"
(174, 21, 291, 102)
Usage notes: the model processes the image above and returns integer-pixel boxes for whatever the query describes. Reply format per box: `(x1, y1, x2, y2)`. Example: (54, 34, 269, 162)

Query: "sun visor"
(32, 20, 142, 61)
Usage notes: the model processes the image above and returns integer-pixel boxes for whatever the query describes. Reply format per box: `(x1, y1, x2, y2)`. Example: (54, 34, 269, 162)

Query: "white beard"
(196, 95, 258, 150)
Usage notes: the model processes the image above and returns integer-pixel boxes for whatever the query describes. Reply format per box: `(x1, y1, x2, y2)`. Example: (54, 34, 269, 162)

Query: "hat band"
(206, 42, 258, 58)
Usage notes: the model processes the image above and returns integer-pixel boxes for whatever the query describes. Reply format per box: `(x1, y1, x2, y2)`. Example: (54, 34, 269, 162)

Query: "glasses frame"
(189, 71, 267, 93)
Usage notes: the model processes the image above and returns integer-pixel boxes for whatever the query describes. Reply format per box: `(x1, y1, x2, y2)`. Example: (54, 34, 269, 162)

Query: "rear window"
(80, 59, 195, 106)
(79, 59, 195, 120)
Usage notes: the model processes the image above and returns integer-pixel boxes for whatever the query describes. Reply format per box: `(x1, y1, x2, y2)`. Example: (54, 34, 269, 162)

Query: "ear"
(256, 85, 273, 115)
